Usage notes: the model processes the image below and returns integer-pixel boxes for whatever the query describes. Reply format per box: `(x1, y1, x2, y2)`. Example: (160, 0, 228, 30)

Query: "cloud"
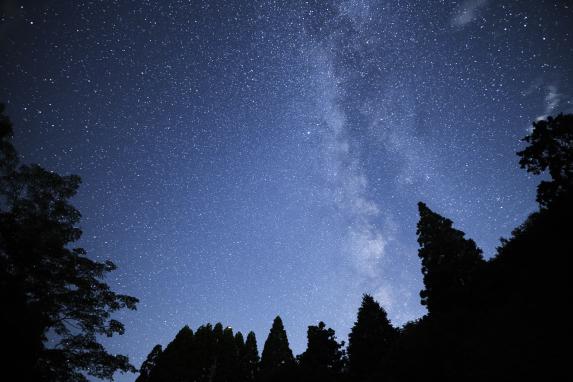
(545, 85, 561, 115)
(531, 85, 564, 126)
(451, 0, 489, 27)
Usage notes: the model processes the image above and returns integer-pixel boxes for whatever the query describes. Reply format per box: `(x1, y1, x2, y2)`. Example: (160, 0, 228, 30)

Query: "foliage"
(298, 321, 345, 382)
(517, 113, 573, 206)
(0, 104, 138, 381)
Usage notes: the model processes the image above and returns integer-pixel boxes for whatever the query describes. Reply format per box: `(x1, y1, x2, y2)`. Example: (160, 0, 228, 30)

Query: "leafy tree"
(347, 294, 396, 381)
(480, 113, 573, 380)
(416, 202, 484, 314)
(298, 321, 345, 381)
(0, 104, 138, 381)
(517, 113, 573, 207)
(135, 345, 162, 382)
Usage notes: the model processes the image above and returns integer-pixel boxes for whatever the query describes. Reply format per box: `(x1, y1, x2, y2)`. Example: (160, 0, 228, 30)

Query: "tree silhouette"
(0, 104, 138, 381)
(147, 326, 194, 382)
(517, 113, 573, 207)
(191, 324, 218, 381)
(260, 316, 295, 381)
(347, 294, 396, 381)
(477, 113, 573, 380)
(298, 321, 345, 382)
(242, 331, 260, 382)
(138, 324, 260, 382)
(214, 326, 240, 382)
(135, 345, 162, 382)
(416, 202, 484, 315)
(235, 331, 246, 356)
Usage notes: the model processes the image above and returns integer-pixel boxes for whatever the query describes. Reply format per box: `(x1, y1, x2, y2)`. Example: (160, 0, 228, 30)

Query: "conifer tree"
(235, 331, 250, 382)
(260, 316, 295, 372)
(416, 202, 484, 314)
(235, 332, 246, 356)
(191, 324, 217, 381)
(348, 294, 396, 381)
(214, 326, 239, 382)
(135, 345, 162, 382)
(243, 331, 260, 381)
(147, 326, 194, 382)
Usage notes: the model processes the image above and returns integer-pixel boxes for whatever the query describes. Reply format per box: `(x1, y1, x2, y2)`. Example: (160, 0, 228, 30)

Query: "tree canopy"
(298, 321, 345, 381)
(517, 113, 573, 206)
(0, 104, 138, 381)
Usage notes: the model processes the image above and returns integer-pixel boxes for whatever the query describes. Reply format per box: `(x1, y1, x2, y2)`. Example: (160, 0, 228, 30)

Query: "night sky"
(1, 0, 572, 381)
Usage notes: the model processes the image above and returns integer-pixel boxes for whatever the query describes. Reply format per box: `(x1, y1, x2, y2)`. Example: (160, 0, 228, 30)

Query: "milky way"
(1, 1, 572, 381)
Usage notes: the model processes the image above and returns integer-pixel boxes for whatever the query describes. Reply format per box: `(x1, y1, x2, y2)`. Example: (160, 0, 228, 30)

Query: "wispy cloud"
(532, 84, 564, 126)
(451, 0, 489, 27)
(544, 85, 561, 115)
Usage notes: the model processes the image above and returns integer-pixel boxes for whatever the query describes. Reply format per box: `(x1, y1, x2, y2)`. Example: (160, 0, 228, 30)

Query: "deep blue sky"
(1, 1, 572, 381)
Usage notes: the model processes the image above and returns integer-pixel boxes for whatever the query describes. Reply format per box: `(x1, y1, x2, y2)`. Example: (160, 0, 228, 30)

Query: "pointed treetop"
(348, 294, 396, 378)
(235, 331, 245, 350)
(416, 201, 484, 313)
(261, 315, 294, 371)
(135, 345, 162, 382)
(244, 331, 260, 364)
(178, 325, 193, 336)
(244, 331, 259, 361)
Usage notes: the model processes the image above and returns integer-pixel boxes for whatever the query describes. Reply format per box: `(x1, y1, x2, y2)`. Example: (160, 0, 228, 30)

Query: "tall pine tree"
(242, 331, 260, 382)
(135, 345, 162, 382)
(348, 294, 396, 381)
(192, 324, 218, 381)
(147, 326, 194, 382)
(416, 202, 484, 315)
(260, 316, 295, 380)
(214, 326, 239, 382)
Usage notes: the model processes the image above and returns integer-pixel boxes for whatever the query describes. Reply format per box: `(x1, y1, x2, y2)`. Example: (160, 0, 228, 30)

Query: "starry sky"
(1, 0, 572, 380)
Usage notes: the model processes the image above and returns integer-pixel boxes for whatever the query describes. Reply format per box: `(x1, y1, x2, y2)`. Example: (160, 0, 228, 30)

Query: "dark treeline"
(135, 114, 572, 382)
(0, 102, 571, 382)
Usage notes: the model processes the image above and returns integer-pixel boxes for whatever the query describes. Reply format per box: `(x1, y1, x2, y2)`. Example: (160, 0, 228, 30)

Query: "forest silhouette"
(1, 104, 571, 381)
